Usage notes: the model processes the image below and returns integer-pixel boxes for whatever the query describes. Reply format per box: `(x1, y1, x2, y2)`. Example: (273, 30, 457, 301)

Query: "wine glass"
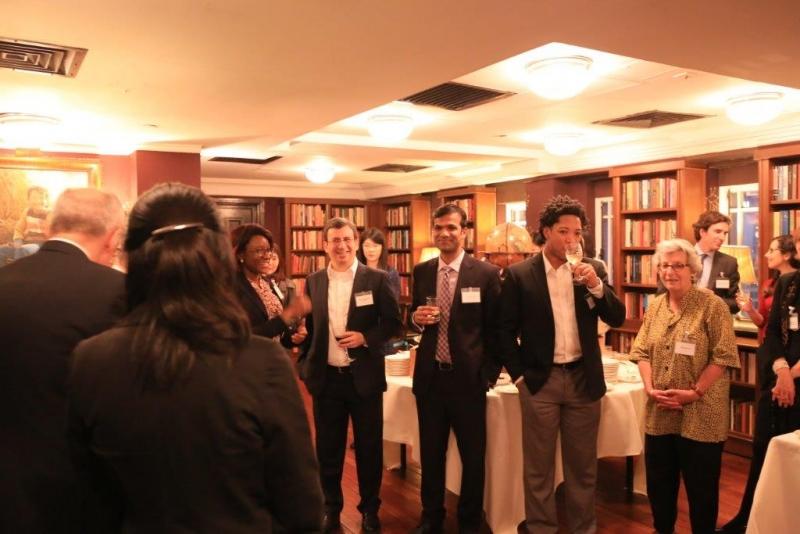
(565, 242, 584, 284)
(332, 321, 355, 364)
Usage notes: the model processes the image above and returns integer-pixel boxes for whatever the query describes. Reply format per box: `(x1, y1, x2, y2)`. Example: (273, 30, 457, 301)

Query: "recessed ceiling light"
(366, 114, 414, 142)
(725, 92, 783, 126)
(304, 160, 336, 184)
(543, 132, 584, 156)
(525, 56, 593, 100)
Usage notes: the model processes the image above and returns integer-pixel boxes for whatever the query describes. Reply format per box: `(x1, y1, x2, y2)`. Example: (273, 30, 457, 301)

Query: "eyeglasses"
(658, 263, 689, 271)
(327, 237, 354, 246)
(246, 247, 272, 257)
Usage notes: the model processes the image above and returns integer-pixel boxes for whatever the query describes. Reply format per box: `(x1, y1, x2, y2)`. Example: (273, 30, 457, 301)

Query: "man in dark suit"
(692, 210, 740, 313)
(0, 188, 125, 534)
(297, 217, 401, 533)
(409, 203, 501, 534)
(496, 195, 625, 534)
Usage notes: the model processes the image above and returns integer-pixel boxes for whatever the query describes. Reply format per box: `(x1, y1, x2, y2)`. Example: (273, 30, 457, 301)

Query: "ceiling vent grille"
(363, 163, 429, 173)
(0, 37, 87, 77)
(401, 82, 515, 111)
(209, 155, 282, 165)
(593, 110, 709, 129)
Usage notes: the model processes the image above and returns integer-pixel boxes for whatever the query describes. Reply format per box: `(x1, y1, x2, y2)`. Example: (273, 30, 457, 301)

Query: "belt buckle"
(437, 361, 454, 371)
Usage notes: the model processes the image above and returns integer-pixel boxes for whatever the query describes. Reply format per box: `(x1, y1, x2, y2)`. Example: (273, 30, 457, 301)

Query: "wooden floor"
(298, 382, 750, 533)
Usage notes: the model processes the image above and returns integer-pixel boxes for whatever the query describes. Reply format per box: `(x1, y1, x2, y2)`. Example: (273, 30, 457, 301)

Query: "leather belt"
(552, 359, 582, 370)
(327, 364, 352, 374)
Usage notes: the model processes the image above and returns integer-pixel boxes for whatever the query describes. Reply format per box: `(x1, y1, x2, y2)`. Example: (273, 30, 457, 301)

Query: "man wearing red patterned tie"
(409, 203, 501, 534)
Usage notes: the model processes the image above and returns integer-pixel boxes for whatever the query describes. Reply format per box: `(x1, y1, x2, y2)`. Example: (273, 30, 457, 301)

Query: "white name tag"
(791, 315, 799, 331)
(675, 341, 696, 356)
(716, 279, 730, 289)
(461, 287, 481, 303)
(355, 291, 374, 307)
(585, 292, 596, 310)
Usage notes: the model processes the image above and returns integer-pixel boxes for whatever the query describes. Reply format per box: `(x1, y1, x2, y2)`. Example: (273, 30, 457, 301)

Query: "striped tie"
(435, 266, 454, 364)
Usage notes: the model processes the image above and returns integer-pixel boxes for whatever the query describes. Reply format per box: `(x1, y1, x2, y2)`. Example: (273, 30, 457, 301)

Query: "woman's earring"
(238, 258, 244, 264)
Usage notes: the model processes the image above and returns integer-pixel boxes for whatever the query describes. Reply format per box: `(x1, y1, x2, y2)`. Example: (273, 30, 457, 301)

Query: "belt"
(435, 360, 454, 371)
(552, 359, 582, 370)
(327, 364, 352, 374)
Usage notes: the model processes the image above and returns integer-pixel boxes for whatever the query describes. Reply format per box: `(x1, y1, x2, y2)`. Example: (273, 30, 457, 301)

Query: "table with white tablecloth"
(746, 430, 800, 534)
(383, 375, 647, 534)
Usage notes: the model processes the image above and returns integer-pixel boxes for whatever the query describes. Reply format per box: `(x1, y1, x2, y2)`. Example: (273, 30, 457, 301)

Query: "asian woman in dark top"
(356, 227, 401, 300)
(67, 183, 323, 533)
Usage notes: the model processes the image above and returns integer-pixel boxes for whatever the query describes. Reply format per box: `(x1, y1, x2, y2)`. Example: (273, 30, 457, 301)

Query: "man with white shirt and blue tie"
(692, 210, 740, 313)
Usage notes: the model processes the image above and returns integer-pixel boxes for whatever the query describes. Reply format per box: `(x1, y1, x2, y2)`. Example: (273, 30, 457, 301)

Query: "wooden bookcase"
(283, 198, 370, 295)
(609, 160, 707, 349)
(725, 335, 759, 458)
(435, 186, 497, 255)
(379, 195, 431, 304)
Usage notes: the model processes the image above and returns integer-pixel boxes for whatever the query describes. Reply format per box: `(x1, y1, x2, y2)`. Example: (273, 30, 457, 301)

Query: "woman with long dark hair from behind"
(67, 183, 322, 533)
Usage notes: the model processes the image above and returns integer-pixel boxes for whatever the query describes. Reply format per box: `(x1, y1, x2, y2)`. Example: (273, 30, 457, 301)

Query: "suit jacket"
(705, 250, 740, 314)
(409, 254, 501, 396)
(496, 254, 626, 401)
(234, 270, 293, 346)
(0, 240, 125, 533)
(67, 328, 323, 533)
(297, 263, 402, 397)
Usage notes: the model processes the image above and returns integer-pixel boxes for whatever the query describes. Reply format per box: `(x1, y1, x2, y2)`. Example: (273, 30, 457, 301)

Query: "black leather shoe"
(322, 512, 341, 532)
(411, 521, 443, 534)
(362, 511, 381, 532)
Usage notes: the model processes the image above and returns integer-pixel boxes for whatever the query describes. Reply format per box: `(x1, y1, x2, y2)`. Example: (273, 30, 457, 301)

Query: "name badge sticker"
(461, 287, 481, 303)
(716, 279, 730, 289)
(584, 292, 596, 310)
(355, 291, 374, 307)
(790, 306, 799, 331)
(674, 341, 697, 356)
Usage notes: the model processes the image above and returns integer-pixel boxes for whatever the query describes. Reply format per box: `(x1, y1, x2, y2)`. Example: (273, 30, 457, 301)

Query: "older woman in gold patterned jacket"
(630, 238, 739, 534)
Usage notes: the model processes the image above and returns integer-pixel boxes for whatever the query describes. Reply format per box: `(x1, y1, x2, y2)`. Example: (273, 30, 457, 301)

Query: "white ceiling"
(3, 0, 800, 199)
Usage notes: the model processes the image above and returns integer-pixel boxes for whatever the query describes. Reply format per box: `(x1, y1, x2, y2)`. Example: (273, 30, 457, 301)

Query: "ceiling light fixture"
(304, 160, 336, 184)
(366, 114, 414, 142)
(0, 112, 62, 148)
(525, 55, 594, 100)
(543, 132, 584, 156)
(725, 92, 783, 126)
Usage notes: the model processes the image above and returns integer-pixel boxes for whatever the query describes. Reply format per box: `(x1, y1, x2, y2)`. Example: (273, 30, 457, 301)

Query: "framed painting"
(0, 156, 101, 264)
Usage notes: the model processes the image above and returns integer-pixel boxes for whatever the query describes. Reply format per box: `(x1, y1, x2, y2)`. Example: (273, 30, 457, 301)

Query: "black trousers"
(645, 433, 724, 534)
(312, 367, 383, 514)
(415, 369, 487, 528)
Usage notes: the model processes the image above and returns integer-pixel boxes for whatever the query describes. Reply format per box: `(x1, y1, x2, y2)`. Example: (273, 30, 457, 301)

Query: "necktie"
(435, 266, 454, 363)
(699, 253, 709, 287)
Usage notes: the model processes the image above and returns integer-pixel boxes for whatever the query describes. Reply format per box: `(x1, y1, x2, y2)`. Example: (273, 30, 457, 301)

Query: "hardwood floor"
(297, 380, 750, 533)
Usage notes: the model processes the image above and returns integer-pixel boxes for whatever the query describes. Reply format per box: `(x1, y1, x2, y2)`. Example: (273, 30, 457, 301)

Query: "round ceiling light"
(725, 92, 783, 126)
(0, 112, 62, 148)
(525, 56, 594, 100)
(304, 160, 336, 184)
(543, 132, 584, 156)
(366, 114, 414, 142)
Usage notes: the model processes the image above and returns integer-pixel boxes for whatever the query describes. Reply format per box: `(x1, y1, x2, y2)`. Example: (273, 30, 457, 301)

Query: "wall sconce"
(725, 92, 783, 126)
(304, 160, 336, 184)
(543, 132, 584, 156)
(525, 56, 594, 100)
(367, 114, 414, 142)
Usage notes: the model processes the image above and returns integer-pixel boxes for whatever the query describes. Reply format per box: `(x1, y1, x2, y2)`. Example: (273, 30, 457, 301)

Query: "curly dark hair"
(537, 195, 589, 235)
(692, 211, 731, 241)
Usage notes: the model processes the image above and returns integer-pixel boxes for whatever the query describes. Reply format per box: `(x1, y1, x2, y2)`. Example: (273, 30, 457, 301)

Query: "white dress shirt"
(695, 243, 714, 289)
(327, 259, 358, 366)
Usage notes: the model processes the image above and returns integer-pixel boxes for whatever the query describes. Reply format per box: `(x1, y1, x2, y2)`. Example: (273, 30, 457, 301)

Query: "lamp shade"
(725, 92, 783, 126)
(419, 246, 439, 263)
(0, 113, 61, 149)
(719, 245, 757, 285)
(366, 114, 414, 142)
(304, 161, 335, 184)
(543, 132, 584, 156)
(525, 56, 593, 100)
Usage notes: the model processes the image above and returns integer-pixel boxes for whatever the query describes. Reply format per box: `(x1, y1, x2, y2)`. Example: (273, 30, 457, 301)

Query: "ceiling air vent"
(363, 163, 429, 173)
(209, 156, 282, 165)
(401, 82, 515, 111)
(594, 110, 709, 129)
(0, 37, 87, 77)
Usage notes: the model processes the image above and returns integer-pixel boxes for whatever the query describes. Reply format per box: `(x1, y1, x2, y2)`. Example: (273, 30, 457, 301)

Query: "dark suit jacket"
(297, 263, 402, 397)
(234, 270, 294, 346)
(409, 254, 501, 396)
(67, 328, 323, 533)
(496, 254, 626, 401)
(763, 270, 800, 390)
(705, 250, 740, 314)
(0, 240, 125, 533)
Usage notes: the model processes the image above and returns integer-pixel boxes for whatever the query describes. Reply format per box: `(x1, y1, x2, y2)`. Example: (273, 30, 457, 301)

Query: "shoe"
(411, 521, 443, 534)
(362, 511, 381, 532)
(716, 517, 746, 534)
(322, 512, 341, 532)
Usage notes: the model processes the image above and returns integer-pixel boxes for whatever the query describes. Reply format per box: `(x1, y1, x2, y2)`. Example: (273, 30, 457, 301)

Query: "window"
(594, 196, 613, 280)
(505, 201, 527, 228)
(719, 183, 759, 319)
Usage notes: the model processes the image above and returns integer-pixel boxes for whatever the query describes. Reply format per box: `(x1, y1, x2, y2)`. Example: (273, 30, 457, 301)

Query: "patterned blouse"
(250, 276, 284, 321)
(630, 287, 740, 443)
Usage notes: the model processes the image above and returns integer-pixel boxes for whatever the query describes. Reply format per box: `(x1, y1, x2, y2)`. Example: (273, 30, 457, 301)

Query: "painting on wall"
(0, 156, 100, 265)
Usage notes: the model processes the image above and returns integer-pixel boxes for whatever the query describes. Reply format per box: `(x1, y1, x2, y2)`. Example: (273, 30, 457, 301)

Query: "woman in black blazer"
(230, 224, 310, 345)
(67, 183, 323, 533)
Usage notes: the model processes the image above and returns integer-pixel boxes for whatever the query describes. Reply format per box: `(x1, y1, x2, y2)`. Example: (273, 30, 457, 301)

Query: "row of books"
(624, 253, 657, 284)
(399, 277, 410, 298)
(330, 206, 366, 226)
(616, 332, 636, 354)
(291, 230, 324, 250)
(446, 198, 476, 220)
(771, 162, 800, 201)
(388, 252, 411, 273)
(731, 349, 758, 385)
(621, 177, 677, 210)
(385, 205, 411, 226)
(772, 209, 800, 235)
(289, 253, 327, 274)
(624, 292, 654, 319)
(464, 228, 475, 250)
(730, 399, 755, 437)
(387, 229, 410, 249)
(623, 218, 676, 247)
(289, 203, 326, 226)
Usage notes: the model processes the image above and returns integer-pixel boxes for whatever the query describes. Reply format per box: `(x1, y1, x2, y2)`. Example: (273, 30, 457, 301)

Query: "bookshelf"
(436, 186, 497, 255)
(379, 195, 431, 304)
(725, 335, 760, 458)
(283, 198, 370, 294)
(610, 160, 707, 348)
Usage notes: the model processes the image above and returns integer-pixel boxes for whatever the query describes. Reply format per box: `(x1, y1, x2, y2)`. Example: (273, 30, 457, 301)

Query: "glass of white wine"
(565, 242, 584, 284)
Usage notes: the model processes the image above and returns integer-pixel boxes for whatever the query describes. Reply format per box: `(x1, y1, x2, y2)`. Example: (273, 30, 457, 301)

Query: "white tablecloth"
(383, 375, 647, 534)
(746, 430, 800, 534)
